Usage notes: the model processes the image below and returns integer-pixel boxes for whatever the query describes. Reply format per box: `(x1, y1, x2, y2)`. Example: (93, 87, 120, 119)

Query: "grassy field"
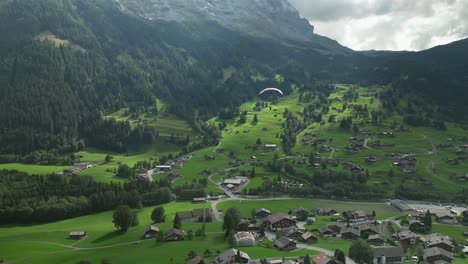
(0, 163, 67, 174)
(0, 201, 324, 264)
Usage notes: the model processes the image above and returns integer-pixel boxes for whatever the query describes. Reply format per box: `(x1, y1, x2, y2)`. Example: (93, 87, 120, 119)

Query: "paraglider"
(258, 88, 283, 97)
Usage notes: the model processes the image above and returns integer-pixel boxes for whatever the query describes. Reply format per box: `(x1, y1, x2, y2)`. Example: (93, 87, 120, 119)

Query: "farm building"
(69, 231, 87, 240)
(313, 254, 338, 264)
(264, 144, 278, 151)
(425, 234, 455, 252)
(155, 165, 171, 172)
(372, 246, 404, 264)
(302, 232, 318, 243)
(144, 226, 160, 238)
(368, 234, 385, 246)
(389, 200, 412, 212)
(165, 228, 184, 241)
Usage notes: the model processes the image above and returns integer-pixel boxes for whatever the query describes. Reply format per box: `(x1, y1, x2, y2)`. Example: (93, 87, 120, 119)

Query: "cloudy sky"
(288, 0, 468, 51)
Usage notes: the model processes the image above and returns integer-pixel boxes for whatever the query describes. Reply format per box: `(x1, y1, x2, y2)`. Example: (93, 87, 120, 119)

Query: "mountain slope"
(114, 0, 350, 54)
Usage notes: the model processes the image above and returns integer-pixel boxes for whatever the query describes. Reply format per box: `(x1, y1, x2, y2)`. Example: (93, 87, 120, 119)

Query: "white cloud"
(288, 0, 468, 51)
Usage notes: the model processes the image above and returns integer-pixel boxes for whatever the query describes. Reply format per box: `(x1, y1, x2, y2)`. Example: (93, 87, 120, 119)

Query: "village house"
(372, 246, 404, 264)
(165, 228, 184, 241)
(302, 232, 318, 243)
(144, 226, 160, 238)
(283, 226, 304, 239)
(424, 247, 454, 264)
(394, 229, 420, 247)
(342, 210, 370, 222)
(409, 220, 426, 232)
(69, 231, 87, 240)
(248, 258, 285, 264)
(425, 233, 455, 252)
(234, 232, 256, 247)
(63, 162, 92, 175)
(274, 236, 297, 251)
(368, 234, 385, 246)
(354, 223, 379, 235)
(175, 208, 213, 223)
(215, 249, 250, 264)
(318, 227, 334, 237)
(291, 207, 309, 218)
(264, 144, 279, 151)
(326, 222, 346, 234)
(435, 213, 458, 224)
(464, 232, 468, 237)
(340, 227, 361, 240)
(314, 208, 338, 216)
(263, 213, 296, 230)
(255, 208, 272, 219)
(393, 156, 417, 173)
(313, 254, 338, 264)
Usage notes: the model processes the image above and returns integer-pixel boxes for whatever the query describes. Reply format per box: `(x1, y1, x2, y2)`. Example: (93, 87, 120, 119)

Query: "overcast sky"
(288, 0, 468, 51)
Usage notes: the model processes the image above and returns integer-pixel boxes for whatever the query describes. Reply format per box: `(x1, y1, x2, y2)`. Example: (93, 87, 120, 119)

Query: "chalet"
(274, 236, 296, 251)
(302, 232, 318, 243)
(394, 229, 420, 247)
(425, 234, 455, 252)
(355, 223, 379, 235)
(187, 256, 212, 264)
(409, 211, 426, 221)
(313, 254, 338, 264)
(215, 249, 250, 264)
(144, 226, 160, 238)
(155, 165, 171, 172)
(342, 210, 369, 222)
(327, 222, 345, 234)
(193, 197, 206, 203)
(283, 226, 304, 239)
(464, 232, 468, 237)
(234, 232, 256, 247)
(237, 219, 250, 231)
(367, 156, 378, 163)
(436, 214, 458, 224)
(318, 227, 334, 237)
(291, 207, 309, 217)
(314, 208, 338, 216)
(255, 208, 272, 219)
(264, 144, 279, 151)
(409, 220, 426, 232)
(368, 234, 385, 246)
(165, 228, 184, 241)
(340, 227, 360, 240)
(393, 156, 417, 173)
(176, 208, 213, 223)
(69, 231, 87, 240)
(74, 162, 92, 170)
(372, 246, 404, 264)
(424, 247, 454, 264)
(264, 213, 296, 230)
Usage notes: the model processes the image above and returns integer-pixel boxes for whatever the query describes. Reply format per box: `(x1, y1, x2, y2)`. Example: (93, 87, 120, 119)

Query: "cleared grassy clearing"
(0, 163, 67, 175)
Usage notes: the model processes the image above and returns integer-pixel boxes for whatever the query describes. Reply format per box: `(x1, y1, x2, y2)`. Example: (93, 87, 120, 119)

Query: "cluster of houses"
(155, 154, 191, 173)
(391, 155, 417, 173)
(62, 162, 92, 175)
(346, 137, 365, 153)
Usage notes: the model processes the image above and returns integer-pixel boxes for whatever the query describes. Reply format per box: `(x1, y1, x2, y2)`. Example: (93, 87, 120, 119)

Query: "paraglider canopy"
(258, 88, 283, 96)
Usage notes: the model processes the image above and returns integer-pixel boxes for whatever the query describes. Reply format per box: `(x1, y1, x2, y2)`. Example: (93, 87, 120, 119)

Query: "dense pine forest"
(0, 0, 467, 162)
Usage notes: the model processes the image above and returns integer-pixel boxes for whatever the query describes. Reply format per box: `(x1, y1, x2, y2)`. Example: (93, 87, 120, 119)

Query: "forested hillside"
(0, 0, 466, 160)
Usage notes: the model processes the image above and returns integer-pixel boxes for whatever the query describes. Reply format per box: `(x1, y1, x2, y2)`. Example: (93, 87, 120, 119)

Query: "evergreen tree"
(334, 249, 346, 264)
(349, 239, 373, 264)
(112, 205, 138, 232)
(173, 213, 182, 229)
(303, 254, 312, 264)
(151, 206, 166, 223)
